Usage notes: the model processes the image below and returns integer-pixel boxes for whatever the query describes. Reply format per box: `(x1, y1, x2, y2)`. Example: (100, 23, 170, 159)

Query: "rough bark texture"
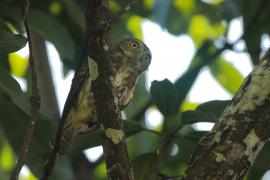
(183, 49, 270, 180)
(85, 1, 134, 179)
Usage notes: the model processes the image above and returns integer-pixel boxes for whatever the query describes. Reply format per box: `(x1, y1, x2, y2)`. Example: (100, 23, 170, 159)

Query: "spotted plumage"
(57, 38, 151, 154)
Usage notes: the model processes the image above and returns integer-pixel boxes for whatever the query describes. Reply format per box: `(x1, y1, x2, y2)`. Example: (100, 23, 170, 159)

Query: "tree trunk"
(183, 50, 270, 179)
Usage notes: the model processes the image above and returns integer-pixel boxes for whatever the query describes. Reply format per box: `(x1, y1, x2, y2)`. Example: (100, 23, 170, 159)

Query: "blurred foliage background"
(0, 0, 270, 179)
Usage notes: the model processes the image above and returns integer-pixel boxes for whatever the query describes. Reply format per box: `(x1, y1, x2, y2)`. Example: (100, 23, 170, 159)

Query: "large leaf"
(253, 142, 270, 170)
(165, 136, 198, 169)
(209, 58, 244, 94)
(196, 100, 231, 117)
(0, 30, 27, 54)
(8, 53, 29, 77)
(0, 102, 73, 179)
(28, 8, 75, 59)
(0, 67, 30, 114)
(150, 79, 178, 116)
(132, 152, 157, 180)
(236, 0, 270, 64)
(124, 120, 144, 137)
(181, 110, 217, 126)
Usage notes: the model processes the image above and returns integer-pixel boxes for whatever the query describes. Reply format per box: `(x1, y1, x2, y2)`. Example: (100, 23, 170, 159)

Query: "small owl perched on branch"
(56, 38, 151, 154)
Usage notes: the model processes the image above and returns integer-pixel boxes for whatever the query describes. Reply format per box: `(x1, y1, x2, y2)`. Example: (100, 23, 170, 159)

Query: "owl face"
(116, 38, 152, 74)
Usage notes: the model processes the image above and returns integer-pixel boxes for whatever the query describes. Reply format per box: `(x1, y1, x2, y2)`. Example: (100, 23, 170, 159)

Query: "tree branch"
(183, 49, 270, 179)
(111, 0, 142, 23)
(10, 0, 40, 179)
(85, 0, 134, 179)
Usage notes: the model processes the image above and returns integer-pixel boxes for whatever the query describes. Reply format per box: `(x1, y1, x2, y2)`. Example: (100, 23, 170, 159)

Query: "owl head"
(111, 38, 152, 74)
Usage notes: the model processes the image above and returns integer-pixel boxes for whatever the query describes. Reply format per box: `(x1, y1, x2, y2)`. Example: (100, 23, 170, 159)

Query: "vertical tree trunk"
(85, 1, 134, 179)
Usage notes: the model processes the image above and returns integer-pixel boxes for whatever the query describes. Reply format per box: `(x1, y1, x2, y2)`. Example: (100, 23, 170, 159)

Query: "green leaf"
(253, 142, 270, 170)
(236, 0, 266, 64)
(60, 0, 86, 32)
(150, 79, 178, 116)
(245, 167, 266, 180)
(28, 8, 75, 59)
(209, 58, 244, 94)
(8, 53, 29, 77)
(166, 136, 198, 167)
(0, 102, 73, 179)
(124, 120, 144, 136)
(71, 120, 144, 154)
(196, 100, 231, 117)
(0, 67, 30, 114)
(132, 152, 157, 180)
(0, 30, 27, 53)
(184, 130, 208, 142)
(181, 110, 217, 126)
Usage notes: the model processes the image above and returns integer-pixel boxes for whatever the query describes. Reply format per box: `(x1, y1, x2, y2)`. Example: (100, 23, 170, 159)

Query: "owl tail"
(53, 121, 98, 155)
(50, 121, 80, 156)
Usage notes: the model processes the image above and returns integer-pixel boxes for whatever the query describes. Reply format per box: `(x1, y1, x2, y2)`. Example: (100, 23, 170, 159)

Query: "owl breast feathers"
(57, 38, 151, 154)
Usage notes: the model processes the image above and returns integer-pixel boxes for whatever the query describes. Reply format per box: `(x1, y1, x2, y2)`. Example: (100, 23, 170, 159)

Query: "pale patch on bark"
(100, 124, 105, 131)
(213, 131, 222, 143)
(105, 128, 123, 144)
(88, 57, 99, 80)
(223, 104, 237, 116)
(228, 169, 234, 176)
(243, 129, 264, 162)
(237, 66, 270, 113)
(103, 43, 109, 51)
(215, 152, 226, 162)
(225, 117, 237, 127)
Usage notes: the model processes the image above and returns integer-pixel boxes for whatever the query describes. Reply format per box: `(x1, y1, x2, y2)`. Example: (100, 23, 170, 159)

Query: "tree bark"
(183, 49, 270, 180)
(85, 1, 134, 179)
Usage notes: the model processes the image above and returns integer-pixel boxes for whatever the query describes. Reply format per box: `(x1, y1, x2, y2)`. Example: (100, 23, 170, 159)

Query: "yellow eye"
(130, 41, 139, 48)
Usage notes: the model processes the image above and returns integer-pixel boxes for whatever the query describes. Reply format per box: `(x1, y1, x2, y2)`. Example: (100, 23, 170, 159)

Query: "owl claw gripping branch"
(57, 38, 151, 155)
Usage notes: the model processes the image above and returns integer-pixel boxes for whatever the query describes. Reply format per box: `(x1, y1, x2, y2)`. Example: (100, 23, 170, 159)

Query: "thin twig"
(10, 0, 40, 179)
(111, 0, 142, 23)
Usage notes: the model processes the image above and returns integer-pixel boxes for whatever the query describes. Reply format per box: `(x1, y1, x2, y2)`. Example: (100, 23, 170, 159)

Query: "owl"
(56, 38, 151, 155)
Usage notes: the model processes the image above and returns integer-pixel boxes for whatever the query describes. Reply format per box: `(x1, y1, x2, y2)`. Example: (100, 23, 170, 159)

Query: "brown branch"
(86, 0, 134, 179)
(10, 0, 40, 179)
(111, 0, 142, 23)
(183, 49, 270, 179)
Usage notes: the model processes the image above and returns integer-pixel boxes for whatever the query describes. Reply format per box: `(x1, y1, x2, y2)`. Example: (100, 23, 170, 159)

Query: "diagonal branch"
(111, 0, 142, 23)
(183, 49, 270, 179)
(10, 0, 40, 179)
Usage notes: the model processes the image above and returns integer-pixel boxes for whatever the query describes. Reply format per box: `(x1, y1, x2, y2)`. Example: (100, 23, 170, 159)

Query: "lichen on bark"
(183, 50, 270, 180)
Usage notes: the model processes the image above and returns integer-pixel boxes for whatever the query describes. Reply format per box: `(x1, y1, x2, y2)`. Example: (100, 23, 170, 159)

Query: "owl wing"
(61, 60, 90, 121)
